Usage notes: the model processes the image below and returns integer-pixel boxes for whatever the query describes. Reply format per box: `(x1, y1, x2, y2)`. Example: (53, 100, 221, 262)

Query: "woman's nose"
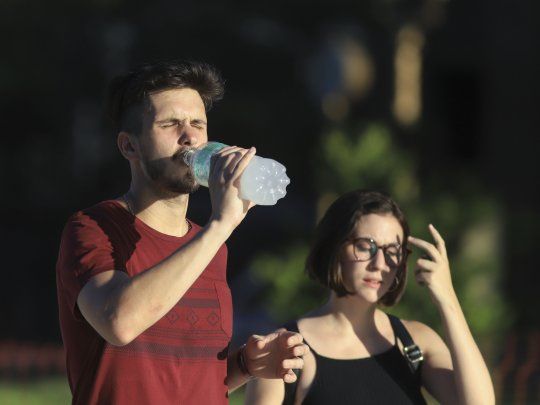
(372, 248, 388, 270)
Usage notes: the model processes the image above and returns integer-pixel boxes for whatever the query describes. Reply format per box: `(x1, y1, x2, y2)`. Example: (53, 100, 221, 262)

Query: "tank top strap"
(386, 313, 424, 373)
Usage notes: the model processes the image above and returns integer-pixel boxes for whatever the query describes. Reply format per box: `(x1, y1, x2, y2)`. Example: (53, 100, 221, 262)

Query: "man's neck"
(124, 186, 191, 237)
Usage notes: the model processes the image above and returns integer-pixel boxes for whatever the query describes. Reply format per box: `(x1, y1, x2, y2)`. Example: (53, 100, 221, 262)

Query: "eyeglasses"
(349, 237, 408, 267)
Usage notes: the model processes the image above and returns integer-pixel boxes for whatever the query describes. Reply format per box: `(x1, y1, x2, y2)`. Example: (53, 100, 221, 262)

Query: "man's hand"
(208, 146, 256, 231)
(244, 328, 310, 383)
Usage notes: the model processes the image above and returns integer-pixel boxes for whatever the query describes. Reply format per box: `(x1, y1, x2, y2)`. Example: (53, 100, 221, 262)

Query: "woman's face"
(340, 213, 405, 303)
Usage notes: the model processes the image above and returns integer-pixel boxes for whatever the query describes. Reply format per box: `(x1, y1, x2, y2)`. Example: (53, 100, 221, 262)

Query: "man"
(56, 60, 307, 404)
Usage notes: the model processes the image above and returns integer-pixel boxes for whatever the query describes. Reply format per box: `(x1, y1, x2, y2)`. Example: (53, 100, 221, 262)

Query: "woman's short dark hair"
(306, 190, 410, 306)
(106, 60, 225, 135)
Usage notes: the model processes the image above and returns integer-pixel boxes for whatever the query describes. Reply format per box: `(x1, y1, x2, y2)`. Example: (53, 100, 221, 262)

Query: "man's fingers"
(283, 370, 297, 384)
(216, 147, 249, 181)
(282, 357, 304, 370)
(210, 147, 237, 178)
(292, 344, 310, 357)
(283, 331, 304, 348)
(210, 146, 247, 180)
(247, 334, 268, 352)
(261, 328, 285, 344)
(230, 147, 256, 182)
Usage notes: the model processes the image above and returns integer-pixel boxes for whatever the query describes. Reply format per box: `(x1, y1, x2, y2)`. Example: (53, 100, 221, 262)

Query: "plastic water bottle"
(183, 142, 290, 205)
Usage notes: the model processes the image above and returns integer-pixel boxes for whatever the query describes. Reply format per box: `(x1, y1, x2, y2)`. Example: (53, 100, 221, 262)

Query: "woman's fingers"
(428, 224, 447, 257)
(414, 257, 436, 286)
(415, 268, 430, 286)
(416, 258, 436, 271)
(408, 236, 440, 261)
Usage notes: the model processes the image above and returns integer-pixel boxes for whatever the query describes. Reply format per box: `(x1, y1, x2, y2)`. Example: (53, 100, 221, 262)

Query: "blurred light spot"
(392, 171, 420, 202)
(322, 92, 349, 121)
(316, 192, 339, 223)
(305, 29, 375, 121)
(340, 38, 375, 100)
(462, 219, 501, 262)
(393, 25, 425, 126)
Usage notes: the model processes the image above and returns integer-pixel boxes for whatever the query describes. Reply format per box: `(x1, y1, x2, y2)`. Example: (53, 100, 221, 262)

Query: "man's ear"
(117, 131, 138, 160)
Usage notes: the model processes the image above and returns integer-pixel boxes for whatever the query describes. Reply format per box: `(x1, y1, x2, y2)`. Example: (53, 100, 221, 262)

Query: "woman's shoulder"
(400, 318, 439, 341)
(400, 318, 447, 356)
(295, 310, 330, 332)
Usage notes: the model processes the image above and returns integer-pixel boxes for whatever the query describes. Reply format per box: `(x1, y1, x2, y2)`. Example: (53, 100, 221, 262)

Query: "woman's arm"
(408, 224, 495, 405)
(245, 378, 285, 405)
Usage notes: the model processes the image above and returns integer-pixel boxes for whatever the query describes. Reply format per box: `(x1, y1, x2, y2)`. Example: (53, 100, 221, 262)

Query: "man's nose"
(178, 126, 199, 147)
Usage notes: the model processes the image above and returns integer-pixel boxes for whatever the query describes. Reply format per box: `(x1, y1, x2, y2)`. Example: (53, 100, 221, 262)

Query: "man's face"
(137, 88, 208, 194)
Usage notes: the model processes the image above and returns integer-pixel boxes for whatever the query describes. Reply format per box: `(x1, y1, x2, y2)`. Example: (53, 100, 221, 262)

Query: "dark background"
(1, 1, 539, 400)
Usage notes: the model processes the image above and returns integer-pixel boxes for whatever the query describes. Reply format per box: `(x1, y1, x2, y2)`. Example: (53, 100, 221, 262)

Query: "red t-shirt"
(56, 200, 232, 404)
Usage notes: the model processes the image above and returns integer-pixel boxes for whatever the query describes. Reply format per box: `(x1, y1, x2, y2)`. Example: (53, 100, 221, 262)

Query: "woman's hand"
(408, 224, 458, 307)
(409, 225, 495, 404)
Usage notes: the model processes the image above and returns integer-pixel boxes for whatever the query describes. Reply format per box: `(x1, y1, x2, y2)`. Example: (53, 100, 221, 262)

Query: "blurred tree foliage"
(250, 122, 512, 359)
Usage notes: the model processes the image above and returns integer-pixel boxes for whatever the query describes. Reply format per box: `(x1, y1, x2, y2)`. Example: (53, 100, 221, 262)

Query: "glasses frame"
(348, 237, 410, 268)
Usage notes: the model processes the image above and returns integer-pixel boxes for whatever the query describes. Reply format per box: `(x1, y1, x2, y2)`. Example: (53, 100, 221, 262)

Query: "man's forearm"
(81, 219, 235, 345)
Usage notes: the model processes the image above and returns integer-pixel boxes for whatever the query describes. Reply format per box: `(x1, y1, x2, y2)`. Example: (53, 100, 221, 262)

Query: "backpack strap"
(387, 314, 424, 373)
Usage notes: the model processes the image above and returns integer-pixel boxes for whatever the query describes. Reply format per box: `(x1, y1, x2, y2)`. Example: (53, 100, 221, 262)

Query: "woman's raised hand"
(408, 224, 458, 307)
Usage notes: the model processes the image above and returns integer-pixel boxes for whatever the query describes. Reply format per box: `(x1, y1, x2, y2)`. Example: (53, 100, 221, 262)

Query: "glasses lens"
(383, 245, 402, 267)
(353, 238, 377, 261)
(352, 238, 404, 266)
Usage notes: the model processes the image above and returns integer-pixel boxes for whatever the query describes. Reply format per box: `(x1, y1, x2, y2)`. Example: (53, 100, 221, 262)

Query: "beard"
(141, 149, 200, 195)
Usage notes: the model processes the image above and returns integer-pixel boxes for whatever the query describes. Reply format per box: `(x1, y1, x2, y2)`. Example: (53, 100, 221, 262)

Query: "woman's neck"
(319, 293, 379, 336)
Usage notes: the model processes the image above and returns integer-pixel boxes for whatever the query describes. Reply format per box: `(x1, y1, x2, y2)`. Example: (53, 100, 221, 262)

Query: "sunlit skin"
(77, 86, 310, 394)
(132, 88, 209, 197)
(340, 213, 403, 304)
(246, 216, 495, 404)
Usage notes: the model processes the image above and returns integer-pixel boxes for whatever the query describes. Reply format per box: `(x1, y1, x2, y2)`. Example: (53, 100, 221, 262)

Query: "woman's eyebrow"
(352, 235, 402, 245)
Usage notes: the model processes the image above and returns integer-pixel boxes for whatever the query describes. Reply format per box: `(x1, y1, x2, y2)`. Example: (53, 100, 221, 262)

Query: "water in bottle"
(183, 142, 290, 205)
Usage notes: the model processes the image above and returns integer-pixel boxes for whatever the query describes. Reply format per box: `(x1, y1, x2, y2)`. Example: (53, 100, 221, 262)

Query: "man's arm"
(77, 147, 256, 346)
(226, 329, 308, 393)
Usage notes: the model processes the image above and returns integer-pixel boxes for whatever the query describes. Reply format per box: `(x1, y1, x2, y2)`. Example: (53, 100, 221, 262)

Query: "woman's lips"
(363, 278, 382, 289)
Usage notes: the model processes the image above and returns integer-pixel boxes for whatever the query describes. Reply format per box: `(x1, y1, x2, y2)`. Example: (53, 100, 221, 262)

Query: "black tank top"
(283, 315, 427, 405)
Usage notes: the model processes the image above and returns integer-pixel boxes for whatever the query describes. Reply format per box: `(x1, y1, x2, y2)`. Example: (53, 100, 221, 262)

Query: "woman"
(245, 190, 494, 404)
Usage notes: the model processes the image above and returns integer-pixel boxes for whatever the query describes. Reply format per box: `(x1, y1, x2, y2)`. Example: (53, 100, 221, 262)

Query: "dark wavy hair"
(106, 60, 225, 135)
(306, 190, 410, 306)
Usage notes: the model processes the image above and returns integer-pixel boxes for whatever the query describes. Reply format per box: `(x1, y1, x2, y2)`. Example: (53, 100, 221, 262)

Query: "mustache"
(173, 147, 194, 163)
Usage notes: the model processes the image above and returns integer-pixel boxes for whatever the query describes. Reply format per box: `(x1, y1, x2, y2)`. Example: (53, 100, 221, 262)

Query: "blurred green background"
(1, 0, 539, 403)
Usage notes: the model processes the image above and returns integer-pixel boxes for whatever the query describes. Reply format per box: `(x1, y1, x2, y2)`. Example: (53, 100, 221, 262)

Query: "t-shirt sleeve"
(56, 210, 126, 318)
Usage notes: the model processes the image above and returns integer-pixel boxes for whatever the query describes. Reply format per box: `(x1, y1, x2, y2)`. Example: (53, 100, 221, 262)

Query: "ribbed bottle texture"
(183, 142, 290, 205)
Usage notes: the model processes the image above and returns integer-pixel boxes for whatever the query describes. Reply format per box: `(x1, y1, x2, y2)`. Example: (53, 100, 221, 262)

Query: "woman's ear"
(117, 131, 138, 160)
